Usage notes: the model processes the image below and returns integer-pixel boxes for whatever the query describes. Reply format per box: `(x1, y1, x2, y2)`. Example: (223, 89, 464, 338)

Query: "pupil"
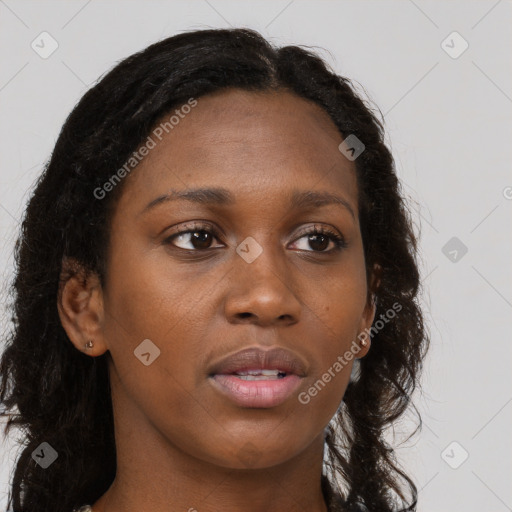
(192, 231, 211, 249)
(309, 234, 328, 251)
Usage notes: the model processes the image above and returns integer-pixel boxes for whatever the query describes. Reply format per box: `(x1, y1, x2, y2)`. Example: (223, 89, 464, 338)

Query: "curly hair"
(0, 27, 429, 512)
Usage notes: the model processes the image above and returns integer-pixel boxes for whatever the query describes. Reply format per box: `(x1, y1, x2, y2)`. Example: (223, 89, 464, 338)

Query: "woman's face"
(99, 88, 375, 469)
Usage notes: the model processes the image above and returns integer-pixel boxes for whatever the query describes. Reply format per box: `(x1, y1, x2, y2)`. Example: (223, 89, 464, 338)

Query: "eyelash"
(163, 222, 347, 253)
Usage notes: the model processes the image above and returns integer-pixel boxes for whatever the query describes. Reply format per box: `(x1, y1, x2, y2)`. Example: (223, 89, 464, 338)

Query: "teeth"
(237, 374, 283, 381)
(235, 369, 284, 376)
(235, 369, 276, 376)
(260, 369, 280, 375)
(233, 369, 287, 380)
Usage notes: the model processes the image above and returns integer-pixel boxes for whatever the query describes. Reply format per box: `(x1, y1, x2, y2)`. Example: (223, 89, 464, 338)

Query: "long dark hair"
(0, 27, 429, 512)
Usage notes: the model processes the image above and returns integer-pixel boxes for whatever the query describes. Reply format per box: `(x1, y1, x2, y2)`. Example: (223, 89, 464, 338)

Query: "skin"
(58, 88, 376, 512)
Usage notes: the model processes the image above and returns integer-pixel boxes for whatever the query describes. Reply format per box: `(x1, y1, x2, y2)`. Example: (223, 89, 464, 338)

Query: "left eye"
(291, 229, 346, 252)
(165, 225, 346, 253)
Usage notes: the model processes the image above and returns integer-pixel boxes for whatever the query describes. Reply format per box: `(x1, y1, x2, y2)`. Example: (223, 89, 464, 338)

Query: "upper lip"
(208, 346, 307, 377)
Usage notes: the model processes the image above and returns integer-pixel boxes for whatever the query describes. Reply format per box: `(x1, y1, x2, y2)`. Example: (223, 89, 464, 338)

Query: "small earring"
(84, 340, 94, 350)
(360, 338, 369, 348)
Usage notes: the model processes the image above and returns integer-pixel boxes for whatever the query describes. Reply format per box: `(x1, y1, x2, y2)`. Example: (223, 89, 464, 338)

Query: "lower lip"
(209, 374, 303, 408)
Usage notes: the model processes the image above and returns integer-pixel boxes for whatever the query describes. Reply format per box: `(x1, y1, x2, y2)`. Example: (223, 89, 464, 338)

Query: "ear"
(57, 257, 108, 357)
(355, 263, 382, 359)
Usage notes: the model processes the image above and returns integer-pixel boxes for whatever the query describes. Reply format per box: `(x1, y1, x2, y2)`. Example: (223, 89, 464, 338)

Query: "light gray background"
(1, 1, 511, 511)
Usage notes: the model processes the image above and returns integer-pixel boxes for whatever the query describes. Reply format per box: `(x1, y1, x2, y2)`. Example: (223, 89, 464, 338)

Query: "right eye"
(163, 223, 224, 251)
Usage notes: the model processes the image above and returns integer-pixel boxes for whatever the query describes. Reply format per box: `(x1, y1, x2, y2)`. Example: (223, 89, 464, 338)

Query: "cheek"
(101, 239, 210, 405)
(103, 236, 204, 343)
(101, 245, 210, 440)
(300, 252, 368, 405)
(296, 299, 363, 426)
(315, 251, 368, 342)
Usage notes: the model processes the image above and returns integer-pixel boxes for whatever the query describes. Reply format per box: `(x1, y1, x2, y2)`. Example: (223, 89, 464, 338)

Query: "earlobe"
(57, 257, 108, 357)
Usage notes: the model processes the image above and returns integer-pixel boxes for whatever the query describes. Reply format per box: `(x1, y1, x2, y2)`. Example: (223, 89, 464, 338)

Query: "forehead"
(118, 88, 358, 213)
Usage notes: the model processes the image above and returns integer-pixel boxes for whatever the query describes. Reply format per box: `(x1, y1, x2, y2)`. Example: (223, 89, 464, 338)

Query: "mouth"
(207, 347, 307, 408)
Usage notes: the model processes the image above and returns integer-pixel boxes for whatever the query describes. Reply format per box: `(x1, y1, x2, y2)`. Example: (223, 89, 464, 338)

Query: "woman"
(0, 28, 429, 512)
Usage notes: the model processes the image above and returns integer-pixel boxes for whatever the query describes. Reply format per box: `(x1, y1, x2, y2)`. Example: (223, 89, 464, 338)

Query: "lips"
(208, 346, 307, 378)
(207, 346, 307, 408)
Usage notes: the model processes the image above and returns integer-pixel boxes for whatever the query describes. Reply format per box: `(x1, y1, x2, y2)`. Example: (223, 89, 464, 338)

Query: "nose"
(223, 241, 302, 327)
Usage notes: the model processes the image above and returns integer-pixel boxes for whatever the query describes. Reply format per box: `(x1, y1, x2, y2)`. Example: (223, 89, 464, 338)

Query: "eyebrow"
(140, 187, 355, 219)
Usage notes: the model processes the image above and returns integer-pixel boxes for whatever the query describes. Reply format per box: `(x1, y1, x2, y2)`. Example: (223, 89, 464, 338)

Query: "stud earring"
(84, 340, 94, 350)
(360, 338, 369, 348)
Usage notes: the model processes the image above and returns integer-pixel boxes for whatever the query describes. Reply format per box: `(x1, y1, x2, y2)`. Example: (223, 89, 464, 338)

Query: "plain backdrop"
(1, 1, 511, 511)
